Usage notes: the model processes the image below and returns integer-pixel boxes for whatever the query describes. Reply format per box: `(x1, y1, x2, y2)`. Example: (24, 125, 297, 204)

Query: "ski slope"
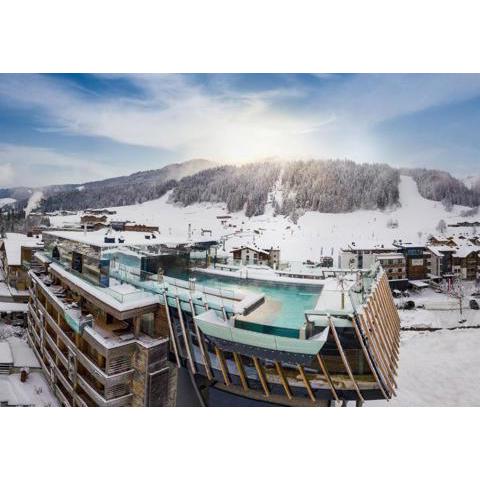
(49, 175, 480, 262)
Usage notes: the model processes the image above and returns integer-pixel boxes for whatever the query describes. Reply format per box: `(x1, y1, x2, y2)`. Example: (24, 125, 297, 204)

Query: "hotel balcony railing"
(46, 255, 153, 304)
(34, 295, 134, 389)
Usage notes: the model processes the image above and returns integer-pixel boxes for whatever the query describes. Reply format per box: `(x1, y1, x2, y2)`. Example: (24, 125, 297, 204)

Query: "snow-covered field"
(49, 175, 480, 262)
(370, 328, 480, 407)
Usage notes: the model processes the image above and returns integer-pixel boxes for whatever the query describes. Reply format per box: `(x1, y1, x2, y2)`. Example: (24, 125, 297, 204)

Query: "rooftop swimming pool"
(192, 272, 322, 332)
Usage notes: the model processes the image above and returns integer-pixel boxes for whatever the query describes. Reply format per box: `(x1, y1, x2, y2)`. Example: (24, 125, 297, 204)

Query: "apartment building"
(374, 253, 407, 283)
(26, 230, 178, 407)
(452, 245, 480, 280)
(392, 243, 430, 280)
(339, 244, 399, 270)
(231, 245, 280, 268)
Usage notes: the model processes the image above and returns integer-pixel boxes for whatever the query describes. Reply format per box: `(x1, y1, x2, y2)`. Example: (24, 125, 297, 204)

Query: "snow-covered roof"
(0, 342, 13, 364)
(427, 245, 456, 257)
(49, 262, 159, 312)
(375, 253, 405, 261)
(230, 245, 270, 255)
(453, 244, 480, 258)
(2, 233, 43, 266)
(46, 229, 216, 248)
(6, 337, 40, 368)
(0, 302, 28, 313)
(342, 243, 398, 252)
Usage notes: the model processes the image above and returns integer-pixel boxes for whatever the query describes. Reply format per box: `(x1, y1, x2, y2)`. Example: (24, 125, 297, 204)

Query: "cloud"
(0, 143, 116, 187)
(1, 73, 480, 177)
(0, 162, 15, 185)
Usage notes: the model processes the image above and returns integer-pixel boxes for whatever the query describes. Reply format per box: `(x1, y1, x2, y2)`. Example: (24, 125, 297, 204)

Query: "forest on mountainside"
(4, 158, 480, 219)
(402, 168, 480, 207)
(169, 161, 281, 217)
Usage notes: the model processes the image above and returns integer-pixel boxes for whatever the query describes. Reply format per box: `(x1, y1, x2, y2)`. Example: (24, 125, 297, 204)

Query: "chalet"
(84, 208, 117, 215)
(231, 245, 280, 268)
(124, 223, 159, 233)
(81, 214, 108, 224)
(452, 245, 480, 280)
(428, 235, 458, 247)
(110, 221, 159, 233)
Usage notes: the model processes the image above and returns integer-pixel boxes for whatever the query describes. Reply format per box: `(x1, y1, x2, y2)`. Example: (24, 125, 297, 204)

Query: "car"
(470, 299, 479, 310)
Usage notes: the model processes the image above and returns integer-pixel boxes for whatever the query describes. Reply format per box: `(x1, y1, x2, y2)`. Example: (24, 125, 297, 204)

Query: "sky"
(0, 73, 480, 188)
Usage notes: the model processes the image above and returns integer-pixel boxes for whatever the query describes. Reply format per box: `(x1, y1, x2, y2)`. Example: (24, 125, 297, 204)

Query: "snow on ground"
(368, 287, 480, 407)
(370, 329, 480, 407)
(48, 175, 480, 262)
(0, 197, 16, 208)
(0, 373, 59, 406)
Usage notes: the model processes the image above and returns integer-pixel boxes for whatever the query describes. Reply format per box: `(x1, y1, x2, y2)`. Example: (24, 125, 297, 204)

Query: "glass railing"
(47, 255, 154, 304)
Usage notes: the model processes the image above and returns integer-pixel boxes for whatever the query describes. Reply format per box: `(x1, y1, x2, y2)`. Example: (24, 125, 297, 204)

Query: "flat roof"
(2, 233, 43, 266)
(342, 243, 398, 252)
(45, 229, 218, 248)
(48, 262, 159, 312)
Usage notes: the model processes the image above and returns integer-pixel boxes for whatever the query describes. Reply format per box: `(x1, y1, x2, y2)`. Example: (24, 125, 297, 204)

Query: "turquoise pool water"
(193, 272, 322, 330)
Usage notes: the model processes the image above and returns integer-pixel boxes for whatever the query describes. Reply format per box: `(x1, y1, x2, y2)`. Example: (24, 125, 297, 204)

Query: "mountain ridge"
(1, 158, 479, 216)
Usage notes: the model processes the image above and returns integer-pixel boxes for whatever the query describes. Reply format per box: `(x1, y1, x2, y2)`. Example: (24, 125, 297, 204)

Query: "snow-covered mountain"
(49, 174, 480, 263)
(463, 174, 480, 190)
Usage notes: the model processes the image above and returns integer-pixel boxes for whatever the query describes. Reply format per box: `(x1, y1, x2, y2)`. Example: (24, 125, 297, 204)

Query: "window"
(71, 251, 83, 273)
(140, 312, 155, 337)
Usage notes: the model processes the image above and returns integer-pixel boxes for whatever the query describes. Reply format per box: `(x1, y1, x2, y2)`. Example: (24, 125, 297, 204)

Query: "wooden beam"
(189, 300, 213, 381)
(368, 299, 398, 373)
(371, 293, 398, 364)
(252, 356, 270, 397)
(376, 282, 398, 347)
(163, 293, 180, 368)
(297, 365, 316, 402)
(362, 304, 395, 387)
(176, 297, 196, 374)
(377, 279, 400, 346)
(380, 277, 401, 336)
(214, 346, 230, 385)
(351, 315, 389, 399)
(328, 317, 364, 402)
(233, 352, 249, 391)
(275, 361, 293, 400)
(316, 353, 340, 402)
(363, 306, 397, 392)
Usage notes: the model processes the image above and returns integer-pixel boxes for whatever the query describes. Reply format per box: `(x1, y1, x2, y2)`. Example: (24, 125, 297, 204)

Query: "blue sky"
(0, 73, 479, 187)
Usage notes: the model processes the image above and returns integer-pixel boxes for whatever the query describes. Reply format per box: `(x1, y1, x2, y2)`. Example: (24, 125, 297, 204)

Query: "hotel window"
(141, 312, 155, 337)
(71, 251, 83, 273)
